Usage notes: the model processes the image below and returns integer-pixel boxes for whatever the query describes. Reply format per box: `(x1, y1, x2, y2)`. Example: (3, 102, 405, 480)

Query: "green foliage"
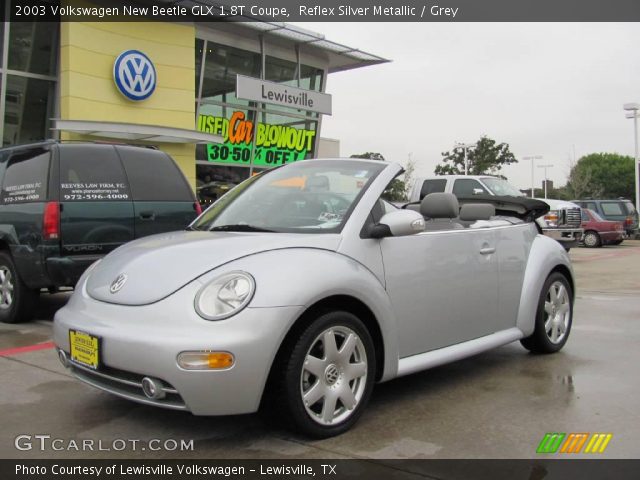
(350, 152, 415, 202)
(435, 136, 517, 176)
(566, 153, 635, 202)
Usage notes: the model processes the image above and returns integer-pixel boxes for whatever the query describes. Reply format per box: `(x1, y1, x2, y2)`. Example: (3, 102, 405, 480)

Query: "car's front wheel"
(521, 272, 573, 354)
(276, 311, 375, 438)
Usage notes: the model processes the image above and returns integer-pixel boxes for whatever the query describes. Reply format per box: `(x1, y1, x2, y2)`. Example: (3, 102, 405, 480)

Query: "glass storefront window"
(265, 55, 297, 85)
(8, 22, 58, 76)
(195, 162, 251, 206)
(3, 75, 55, 147)
(300, 64, 323, 92)
(200, 42, 260, 106)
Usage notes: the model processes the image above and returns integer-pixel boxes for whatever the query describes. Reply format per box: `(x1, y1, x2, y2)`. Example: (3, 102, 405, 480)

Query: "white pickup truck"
(408, 175, 583, 250)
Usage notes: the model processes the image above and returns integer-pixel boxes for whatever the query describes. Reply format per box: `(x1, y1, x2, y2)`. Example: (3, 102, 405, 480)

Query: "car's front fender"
(202, 248, 400, 382)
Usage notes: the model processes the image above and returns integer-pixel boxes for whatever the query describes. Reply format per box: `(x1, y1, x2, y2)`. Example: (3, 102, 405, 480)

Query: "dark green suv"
(0, 142, 201, 323)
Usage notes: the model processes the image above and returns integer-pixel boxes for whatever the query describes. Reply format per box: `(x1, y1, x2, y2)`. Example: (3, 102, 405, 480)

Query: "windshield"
(481, 177, 524, 197)
(191, 160, 386, 234)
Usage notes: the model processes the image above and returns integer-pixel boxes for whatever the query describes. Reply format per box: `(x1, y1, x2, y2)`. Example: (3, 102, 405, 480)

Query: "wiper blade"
(209, 224, 275, 232)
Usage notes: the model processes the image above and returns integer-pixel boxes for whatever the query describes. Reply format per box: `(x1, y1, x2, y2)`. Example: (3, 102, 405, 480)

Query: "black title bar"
(4, 0, 640, 22)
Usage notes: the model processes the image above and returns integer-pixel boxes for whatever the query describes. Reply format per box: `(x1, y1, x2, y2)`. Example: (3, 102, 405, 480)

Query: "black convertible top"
(455, 195, 550, 222)
(401, 194, 550, 223)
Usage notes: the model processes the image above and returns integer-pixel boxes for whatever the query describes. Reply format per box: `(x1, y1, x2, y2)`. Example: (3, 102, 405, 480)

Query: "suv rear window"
(59, 145, 130, 201)
(452, 178, 489, 196)
(623, 201, 636, 214)
(420, 179, 446, 199)
(1, 147, 50, 204)
(117, 147, 193, 202)
(600, 202, 624, 215)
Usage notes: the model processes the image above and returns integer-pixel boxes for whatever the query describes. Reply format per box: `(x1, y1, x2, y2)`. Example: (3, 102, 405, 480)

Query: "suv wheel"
(0, 252, 38, 324)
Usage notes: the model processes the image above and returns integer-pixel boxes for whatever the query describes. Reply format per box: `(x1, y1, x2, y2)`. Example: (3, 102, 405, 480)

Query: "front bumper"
(53, 280, 303, 415)
(542, 228, 583, 248)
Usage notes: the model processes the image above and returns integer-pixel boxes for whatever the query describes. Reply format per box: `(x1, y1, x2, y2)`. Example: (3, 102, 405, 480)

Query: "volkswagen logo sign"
(110, 274, 128, 294)
(113, 50, 156, 101)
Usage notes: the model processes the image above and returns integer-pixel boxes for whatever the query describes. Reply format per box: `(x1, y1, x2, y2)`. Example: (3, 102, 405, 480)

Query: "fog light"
(57, 349, 69, 368)
(141, 377, 166, 400)
(177, 351, 235, 370)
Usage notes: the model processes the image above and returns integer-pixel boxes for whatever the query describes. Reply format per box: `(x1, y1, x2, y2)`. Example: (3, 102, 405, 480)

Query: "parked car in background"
(54, 159, 574, 438)
(580, 208, 624, 247)
(409, 176, 583, 250)
(0, 141, 201, 324)
(572, 199, 638, 238)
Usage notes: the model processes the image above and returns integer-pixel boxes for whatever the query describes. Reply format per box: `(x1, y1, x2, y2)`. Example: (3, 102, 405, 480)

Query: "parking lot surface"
(1, 241, 639, 459)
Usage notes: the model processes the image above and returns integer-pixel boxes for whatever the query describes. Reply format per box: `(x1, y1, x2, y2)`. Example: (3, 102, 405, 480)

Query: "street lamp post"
(454, 142, 475, 175)
(623, 103, 640, 219)
(537, 164, 554, 199)
(523, 155, 543, 197)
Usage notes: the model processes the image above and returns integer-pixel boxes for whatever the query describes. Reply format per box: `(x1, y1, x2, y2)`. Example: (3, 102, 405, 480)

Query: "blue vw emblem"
(113, 50, 156, 101)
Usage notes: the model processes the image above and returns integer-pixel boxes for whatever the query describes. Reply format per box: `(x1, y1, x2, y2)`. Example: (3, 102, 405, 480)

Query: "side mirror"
(370, 209, 425, 238)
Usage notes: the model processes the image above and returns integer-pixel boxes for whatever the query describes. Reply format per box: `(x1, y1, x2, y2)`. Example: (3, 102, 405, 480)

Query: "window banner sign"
(198, 111, 316, 167)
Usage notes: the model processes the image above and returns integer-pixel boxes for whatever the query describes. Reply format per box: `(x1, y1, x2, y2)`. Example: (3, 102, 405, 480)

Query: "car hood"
(85, 230, 341, 306)
(534, 198, 580, 210)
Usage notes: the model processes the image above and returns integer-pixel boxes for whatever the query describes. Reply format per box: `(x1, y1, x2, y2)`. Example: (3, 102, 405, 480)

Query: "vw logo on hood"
(113, 50, 156, 101)
(110, 274, 128, 294)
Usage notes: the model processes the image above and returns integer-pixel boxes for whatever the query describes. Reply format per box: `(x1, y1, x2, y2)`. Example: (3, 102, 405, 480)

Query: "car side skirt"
(395, 327, 523, 378)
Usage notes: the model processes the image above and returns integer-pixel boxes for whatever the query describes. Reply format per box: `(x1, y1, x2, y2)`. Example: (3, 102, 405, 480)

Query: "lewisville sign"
(236, 75, 332, 115)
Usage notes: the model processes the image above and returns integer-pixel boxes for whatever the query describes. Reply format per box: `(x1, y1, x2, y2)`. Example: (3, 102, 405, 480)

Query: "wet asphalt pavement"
(1, 242, 639, 459)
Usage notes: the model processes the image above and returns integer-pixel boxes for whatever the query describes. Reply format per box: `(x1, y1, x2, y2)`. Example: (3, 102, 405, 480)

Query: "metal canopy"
(53, 119, 224, 144)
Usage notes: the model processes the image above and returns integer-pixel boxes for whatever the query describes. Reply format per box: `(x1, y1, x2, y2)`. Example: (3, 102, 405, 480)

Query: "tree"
(350, 152, 415, 202)
(566, 153, 635, 202)
(435, 136, 517, 176)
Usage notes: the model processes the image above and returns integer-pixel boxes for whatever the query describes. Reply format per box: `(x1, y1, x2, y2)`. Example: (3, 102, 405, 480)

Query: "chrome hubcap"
(300, 326, 368, 426)
(544, 281, 571, 344)
(584, 233, 597, 247)
(0, 266, 14, 310)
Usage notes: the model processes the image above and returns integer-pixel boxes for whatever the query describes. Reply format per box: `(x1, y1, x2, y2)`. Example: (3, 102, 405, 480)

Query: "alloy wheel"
(300, 326, 368, 426)
(0, 266, 14, 310)
(544, 280, 571, 344)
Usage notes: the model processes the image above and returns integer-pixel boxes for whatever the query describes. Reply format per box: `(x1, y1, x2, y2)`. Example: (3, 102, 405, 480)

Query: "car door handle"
(139, 211, 156, 220)
(480, 247, 496, 255)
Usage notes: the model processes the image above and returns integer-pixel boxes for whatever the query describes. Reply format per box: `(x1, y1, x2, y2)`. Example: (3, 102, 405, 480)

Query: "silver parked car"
(54, 159, 575, 437)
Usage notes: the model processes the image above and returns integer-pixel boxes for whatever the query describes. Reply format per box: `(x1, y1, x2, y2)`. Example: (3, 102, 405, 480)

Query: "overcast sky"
(292, 22, 640, 190)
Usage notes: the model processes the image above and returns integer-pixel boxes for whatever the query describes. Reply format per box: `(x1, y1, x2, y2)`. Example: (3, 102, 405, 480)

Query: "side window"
(601, 202, 624, 215)
(581, 210, 589, 222)
(419, 179, 446, 199)
(452, 179, 488, 196)
(117, 147, 193, 201)
(59, 145, 130, 201)
(585, 202, 597, 212)
(1, 147, 50, 204)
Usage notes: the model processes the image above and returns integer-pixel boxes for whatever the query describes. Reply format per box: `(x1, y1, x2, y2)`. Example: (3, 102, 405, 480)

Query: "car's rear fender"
(516, 234, 575, 337)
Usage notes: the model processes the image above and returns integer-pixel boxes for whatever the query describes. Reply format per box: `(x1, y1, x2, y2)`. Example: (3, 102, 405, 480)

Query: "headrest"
(305, 175, 329, 191)
(420, 192, 459, 219)
(459, 203, 496, 221)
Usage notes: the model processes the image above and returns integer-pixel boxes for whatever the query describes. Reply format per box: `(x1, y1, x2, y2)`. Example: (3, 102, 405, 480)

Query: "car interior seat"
(458, 203, 496, 228)
(420, 193, 464, 230)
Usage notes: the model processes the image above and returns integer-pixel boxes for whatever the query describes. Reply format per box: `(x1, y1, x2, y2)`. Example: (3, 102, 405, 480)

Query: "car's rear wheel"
(521, 272, 573, 354)
(583, 231, 601, 248)
(275, 311, 375, 438)
(0, 252, 38, 324)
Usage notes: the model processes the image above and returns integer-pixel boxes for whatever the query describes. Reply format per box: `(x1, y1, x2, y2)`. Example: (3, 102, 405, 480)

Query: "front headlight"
(543, 210, 559, 227)
(195, 271, 255, 320)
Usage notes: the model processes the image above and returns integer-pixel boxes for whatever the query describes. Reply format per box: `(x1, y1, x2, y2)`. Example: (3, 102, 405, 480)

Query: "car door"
(116, 146, 199, 238)
(380, 224, 499, 358)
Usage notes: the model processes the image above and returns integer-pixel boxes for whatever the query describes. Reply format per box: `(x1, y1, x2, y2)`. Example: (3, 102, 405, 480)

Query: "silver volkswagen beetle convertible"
(54, 158, 574, 437)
